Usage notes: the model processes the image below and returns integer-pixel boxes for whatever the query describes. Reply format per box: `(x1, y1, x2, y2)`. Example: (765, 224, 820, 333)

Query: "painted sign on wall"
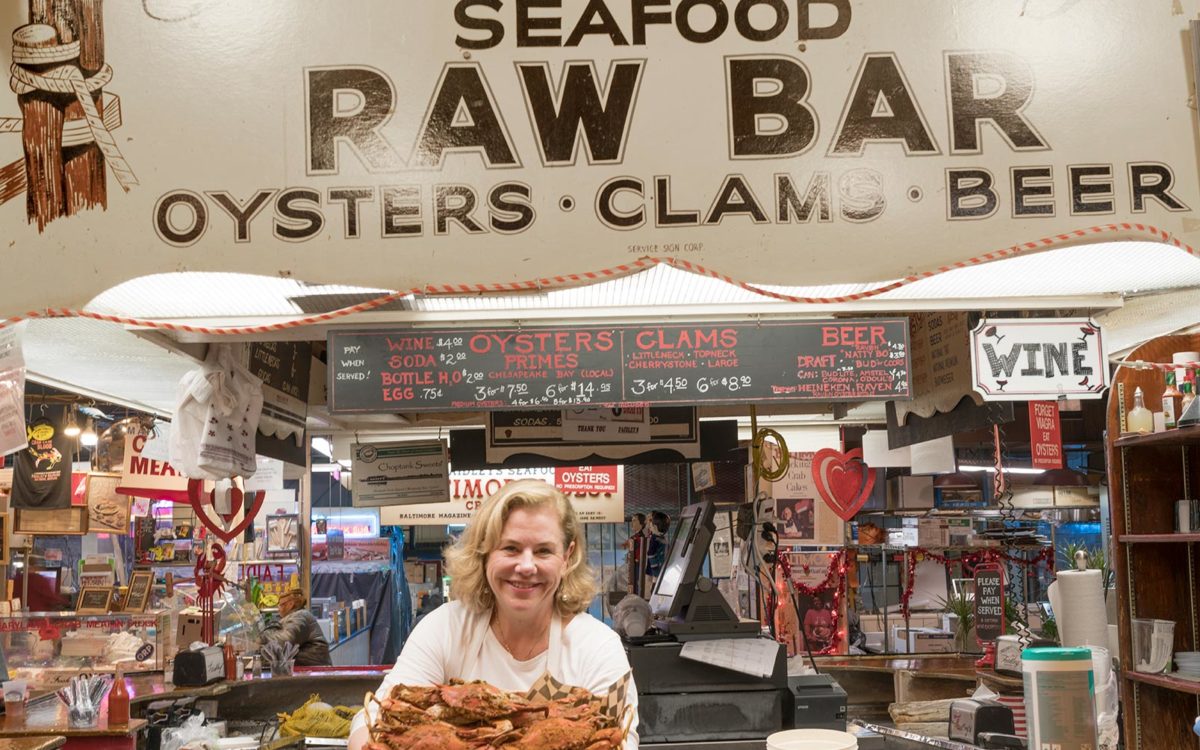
(2, 2, 1200, 319)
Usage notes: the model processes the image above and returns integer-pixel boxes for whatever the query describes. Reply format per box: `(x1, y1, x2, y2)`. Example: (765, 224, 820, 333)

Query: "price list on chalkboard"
(328, 319, 910, 413)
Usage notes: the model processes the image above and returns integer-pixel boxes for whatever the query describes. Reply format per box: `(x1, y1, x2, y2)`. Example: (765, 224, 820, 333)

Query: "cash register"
(626, 500, 847, 744)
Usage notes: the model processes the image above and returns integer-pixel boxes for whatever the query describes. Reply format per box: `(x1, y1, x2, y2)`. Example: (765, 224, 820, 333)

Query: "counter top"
(0, 699, 144, 739)
(816, 656, 977, 679)
(0, 740, 65, 750)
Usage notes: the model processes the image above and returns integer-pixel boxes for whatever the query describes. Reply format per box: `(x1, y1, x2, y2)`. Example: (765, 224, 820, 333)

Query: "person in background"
(413, 590, 443, 627)
(644, 511, 671, 588)
(624, 513, 649, 598)
(348, 479, 638, 750)
(17, 572, 66, 612)
(261, 586, 332, 667)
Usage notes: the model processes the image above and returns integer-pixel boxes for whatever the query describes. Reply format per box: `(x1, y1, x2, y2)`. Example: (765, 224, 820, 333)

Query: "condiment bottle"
(223, 636, 236, 681)
(1128, 386, 1154, 434)
(1164, 372, 1184, 429)
(109, 665, 130, 725)
(1183, 381, 1195, 418)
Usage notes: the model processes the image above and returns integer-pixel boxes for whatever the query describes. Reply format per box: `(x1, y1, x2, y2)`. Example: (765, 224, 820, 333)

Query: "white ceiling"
(20, 240, 1200, 427)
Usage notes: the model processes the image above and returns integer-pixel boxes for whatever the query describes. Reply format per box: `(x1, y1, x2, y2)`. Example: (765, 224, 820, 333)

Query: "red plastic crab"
(194, 542, 228, 644)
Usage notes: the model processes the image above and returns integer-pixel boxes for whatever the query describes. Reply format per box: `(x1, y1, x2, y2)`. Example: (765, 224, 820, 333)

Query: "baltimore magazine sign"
(2, 1, 1199, 319)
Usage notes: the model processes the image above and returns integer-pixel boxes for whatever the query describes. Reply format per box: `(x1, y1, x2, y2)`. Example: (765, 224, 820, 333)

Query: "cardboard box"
(892, 627, 956, 653)
(1008, 486, 1055, 509)
(887, 527, 918, 547)
(404, 562, 425, 584)
(947, 519, 974, 546)
(1053, 485, 1099, 507)
(888, 476, 936, 509)
(916, 519, 949, 547)
(177, 612, 204, 647)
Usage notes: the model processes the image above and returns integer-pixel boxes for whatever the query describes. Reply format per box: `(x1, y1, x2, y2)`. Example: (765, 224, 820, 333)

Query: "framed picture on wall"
(123, 570, 154, 613)
(85, 473, 131, 534)
(76, 587, 113, 614)
(266, 514, 300, 554)
(15, 506, 88, 535)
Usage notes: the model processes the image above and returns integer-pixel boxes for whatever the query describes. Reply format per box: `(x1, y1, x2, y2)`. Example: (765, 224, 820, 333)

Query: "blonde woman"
(348, 479, 639, 749)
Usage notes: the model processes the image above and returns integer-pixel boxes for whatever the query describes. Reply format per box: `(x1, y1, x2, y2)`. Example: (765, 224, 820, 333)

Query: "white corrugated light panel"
(21, 317, 196, 415)
(83, 240, 1200, 318)
(23, 240, 1200, 417)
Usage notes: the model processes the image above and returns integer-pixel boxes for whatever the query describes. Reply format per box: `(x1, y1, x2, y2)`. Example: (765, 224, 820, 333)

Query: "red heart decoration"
(187, 479, 265, 543)
(812, 448, 876, 522)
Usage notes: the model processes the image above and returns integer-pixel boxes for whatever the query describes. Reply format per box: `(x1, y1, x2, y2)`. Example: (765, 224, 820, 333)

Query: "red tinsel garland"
(776, 548, 849, 655)
(897, 545, 1055, 620)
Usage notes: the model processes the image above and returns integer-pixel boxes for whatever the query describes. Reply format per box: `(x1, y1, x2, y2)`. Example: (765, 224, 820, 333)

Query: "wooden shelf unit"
(1119, 533, 1200, 543)
(1125, 670, 1200, 695)
(1107, 333, 1200, 750)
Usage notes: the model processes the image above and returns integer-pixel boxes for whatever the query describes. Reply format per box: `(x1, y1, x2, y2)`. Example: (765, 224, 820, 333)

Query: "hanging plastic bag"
(170, 344, 263, 480)
(0, 324, 29, 456)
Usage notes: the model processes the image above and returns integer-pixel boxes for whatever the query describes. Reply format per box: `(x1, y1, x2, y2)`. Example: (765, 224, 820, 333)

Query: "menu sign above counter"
(329, 320, 910, 413)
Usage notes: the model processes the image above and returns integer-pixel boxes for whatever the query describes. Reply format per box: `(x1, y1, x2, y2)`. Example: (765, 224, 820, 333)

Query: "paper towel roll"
(1050, 570, 1110, 649)
(1174, 352, 1200, 385)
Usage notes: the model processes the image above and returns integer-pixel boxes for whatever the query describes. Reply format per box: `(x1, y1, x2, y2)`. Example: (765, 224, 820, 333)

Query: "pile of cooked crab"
(365, 679, 628, 749)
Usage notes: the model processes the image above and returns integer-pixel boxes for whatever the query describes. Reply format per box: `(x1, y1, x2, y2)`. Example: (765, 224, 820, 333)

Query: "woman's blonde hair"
(444, 479, 597, 616)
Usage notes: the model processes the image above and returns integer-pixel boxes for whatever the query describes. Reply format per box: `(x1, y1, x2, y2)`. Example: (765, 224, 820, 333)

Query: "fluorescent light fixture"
(312, 437, 334, 459)
(959, 465, 1044, 475)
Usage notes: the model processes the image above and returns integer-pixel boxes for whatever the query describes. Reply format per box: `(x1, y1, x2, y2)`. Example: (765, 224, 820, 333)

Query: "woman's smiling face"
(486, 505, 573, 618)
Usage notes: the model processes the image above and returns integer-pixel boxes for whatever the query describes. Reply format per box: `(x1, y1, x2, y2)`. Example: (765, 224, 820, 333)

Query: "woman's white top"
(351, 600, 639, 748)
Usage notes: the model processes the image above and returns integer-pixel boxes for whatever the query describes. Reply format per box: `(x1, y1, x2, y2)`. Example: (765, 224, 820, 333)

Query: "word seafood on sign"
(969, 318, 1108, 401)
(4, 2, 1200, 321)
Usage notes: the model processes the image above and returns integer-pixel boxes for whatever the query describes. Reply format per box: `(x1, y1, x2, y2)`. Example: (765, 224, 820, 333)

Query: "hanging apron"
(452, 608, 564, 681)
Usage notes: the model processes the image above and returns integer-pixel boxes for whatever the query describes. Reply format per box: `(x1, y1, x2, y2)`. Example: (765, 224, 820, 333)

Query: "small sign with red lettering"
(380, 467, 625, 525)
(1028, 400, 1064, 470)
(116, 434, 190, 502)
(555, 466, 618, 494)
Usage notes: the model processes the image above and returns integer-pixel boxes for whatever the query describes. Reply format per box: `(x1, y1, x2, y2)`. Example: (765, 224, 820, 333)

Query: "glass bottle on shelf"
(1128, 386, 1154, 434)
(223, 636, 236, 680)
(1164, 372, 1183, 429)
(1182, 381, 1195, 419)
(109, 663, 130, 725)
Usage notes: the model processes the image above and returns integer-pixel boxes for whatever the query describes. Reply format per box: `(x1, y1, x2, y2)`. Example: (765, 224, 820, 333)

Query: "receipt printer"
(788, 674, 847, 731)
(172, 646, 225, 686)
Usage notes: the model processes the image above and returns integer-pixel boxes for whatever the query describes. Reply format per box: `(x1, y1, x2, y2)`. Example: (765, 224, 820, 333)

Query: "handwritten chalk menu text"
(974, 567, 1005, 642)
(328, 320, 910, 413)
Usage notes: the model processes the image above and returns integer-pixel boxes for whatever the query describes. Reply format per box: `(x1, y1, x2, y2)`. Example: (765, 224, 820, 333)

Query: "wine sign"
(329, 320, 909, 412)
(970, 318, 1108, 401)
(974, 566, 1006, 643)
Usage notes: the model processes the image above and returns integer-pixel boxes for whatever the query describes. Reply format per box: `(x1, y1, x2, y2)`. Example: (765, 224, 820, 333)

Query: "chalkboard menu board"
(974, 567, 1005, 642)
(328, 319, 910, 413)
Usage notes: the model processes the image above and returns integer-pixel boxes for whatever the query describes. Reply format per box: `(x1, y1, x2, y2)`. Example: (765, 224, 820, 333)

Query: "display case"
(0, 610, 169, 687)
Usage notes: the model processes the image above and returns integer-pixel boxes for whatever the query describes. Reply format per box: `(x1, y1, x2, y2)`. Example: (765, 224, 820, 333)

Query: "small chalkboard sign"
(76, 586, 113, 614)
(973, 566, 1005, 643)
(123, 570, 153, 613)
